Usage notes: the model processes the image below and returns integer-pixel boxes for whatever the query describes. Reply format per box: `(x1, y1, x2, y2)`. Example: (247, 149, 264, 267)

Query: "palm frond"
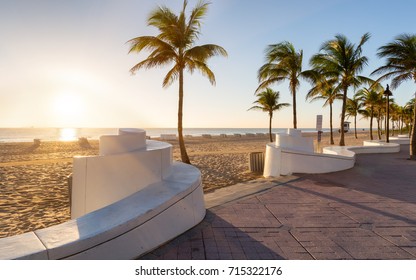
(127, 36, 174, 54)
(372, 34, 416, 88)
(185, 44, 228, 62)
(255, 77, 287, 93)
(185, 0, 210, 44)
(186, 59, 216, 85)
(162, 65, 180, 87)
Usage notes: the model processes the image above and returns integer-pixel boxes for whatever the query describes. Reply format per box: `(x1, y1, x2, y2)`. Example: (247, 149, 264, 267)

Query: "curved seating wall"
(71, 139, 173, 219)
(264, 129, 401, 177)
(0, 128, 206, 260)
(265, 144, 355, 176)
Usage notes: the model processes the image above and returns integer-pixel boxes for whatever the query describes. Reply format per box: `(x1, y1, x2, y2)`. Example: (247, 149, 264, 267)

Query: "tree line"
(252, 33, 416, 159)
(128, 0, 416, 162)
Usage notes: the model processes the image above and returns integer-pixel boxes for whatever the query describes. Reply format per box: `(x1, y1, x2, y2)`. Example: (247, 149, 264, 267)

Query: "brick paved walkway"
(140, 148, 416, 260)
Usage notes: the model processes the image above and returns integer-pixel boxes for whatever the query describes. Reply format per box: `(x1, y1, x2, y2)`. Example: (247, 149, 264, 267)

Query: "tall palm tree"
(248, 88, 290, 142)
(396, 105, 407, 134)
(257, 42, 307, 129)
(127, 0, 227, 164)
(375, 96, 386, 140)
(405, 98, 415, 135)
(390, 102, 400, 136)
(372, 34, 416, 159)
(356, 87, 383, 140)
(305, 71, 342, 144)
(345, 95, 365, 139)
(310, 33, 371, 146)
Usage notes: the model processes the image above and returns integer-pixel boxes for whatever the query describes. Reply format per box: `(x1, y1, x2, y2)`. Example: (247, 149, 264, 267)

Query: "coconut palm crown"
(305, 71, 342, 144)
(310, 33, 371, 146)
(372, 34, 416, 159)
(257, 42, 307, 129)
(127, 0, 227, 164)
(355, 87, 383, 140)
(248, 88, 290, 142)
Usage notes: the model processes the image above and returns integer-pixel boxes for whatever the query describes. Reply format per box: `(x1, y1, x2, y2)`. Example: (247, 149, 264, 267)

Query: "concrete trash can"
(249, 152, 264, 173)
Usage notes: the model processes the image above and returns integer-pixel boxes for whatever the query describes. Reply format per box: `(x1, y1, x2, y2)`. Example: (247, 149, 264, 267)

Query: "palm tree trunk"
(292, 86, 297, 129)
(370, 109, 374, 140)
(329, 103, 334, 145)
(269, 112, 273, 142)
(354, 115, 357, 139)
(410, 100, 416, 160)
(178, 68, 191, 164)
(339, 87, 348, 146)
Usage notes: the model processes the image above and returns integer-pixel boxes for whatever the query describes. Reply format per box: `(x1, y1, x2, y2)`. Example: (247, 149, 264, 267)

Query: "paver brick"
(139, 149, 416, 260)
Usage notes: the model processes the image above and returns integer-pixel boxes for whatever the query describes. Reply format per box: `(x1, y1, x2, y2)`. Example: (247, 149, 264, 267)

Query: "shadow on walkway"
(140, 210, 289, 260)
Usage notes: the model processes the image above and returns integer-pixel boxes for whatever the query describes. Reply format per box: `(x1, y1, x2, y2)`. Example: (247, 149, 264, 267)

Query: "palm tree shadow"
(301, 148, 416, 205)
(139, 210, 285, 260)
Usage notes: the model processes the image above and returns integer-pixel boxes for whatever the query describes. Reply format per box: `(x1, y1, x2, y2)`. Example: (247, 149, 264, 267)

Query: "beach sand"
(0, 131, 371, 238)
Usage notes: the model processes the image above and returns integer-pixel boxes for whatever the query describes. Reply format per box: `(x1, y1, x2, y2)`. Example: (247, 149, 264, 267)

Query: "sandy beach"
(0, 131, 372, 238)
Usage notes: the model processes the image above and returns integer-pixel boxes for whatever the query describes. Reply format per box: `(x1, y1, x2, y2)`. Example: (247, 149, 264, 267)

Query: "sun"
(52, 91, 86, 126)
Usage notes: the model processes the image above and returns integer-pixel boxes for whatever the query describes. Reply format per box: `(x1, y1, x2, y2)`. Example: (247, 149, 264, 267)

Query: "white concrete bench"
(0, 128, 205, 260)
(389, 136, 410, 145)
(323, 141, 400, 155)
(264, 129, 402, 178)
(0, 163, 204, 260)
(265, 145, 355, 176)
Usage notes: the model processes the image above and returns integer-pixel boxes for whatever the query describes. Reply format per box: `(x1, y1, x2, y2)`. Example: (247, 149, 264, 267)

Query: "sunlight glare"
(52, 91, 86, 126)
(59, 128, 78, 142)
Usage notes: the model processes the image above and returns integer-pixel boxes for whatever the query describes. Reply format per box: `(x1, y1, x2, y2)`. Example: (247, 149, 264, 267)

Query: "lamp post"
(383, 84, 393, 143)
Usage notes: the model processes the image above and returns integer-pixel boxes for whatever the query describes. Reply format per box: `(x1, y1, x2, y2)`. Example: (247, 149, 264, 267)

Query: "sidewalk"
(140, 148, 416, 260)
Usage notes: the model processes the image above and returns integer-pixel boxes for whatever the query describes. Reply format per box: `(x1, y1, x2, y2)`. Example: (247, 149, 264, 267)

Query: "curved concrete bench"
(264, 129, 401, 177)
(324, 140, 400, 155)
(265, 144, 355, 176)
(0, 128, 205, 260)
(389, 136, 411, 145)
(0, 163, 204, 260)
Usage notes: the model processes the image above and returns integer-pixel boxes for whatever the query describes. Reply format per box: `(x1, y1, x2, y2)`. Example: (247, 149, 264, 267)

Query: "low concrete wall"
(264, 144, 355, 177)
(0, 163, 204, 260)
(281, 148, 355, 175)
(264, 129, 401, 178)
(389, 136, 411, 145)
(72, 140, 172, 219)
(0, 128, 206, 260)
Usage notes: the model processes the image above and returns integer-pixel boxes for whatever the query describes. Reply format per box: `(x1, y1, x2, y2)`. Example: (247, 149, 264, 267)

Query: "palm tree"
(391, 104, 403, 134)
(355, 87, 383, 140)
(305, 71, 342, 144)
(396, 105, 407, 134)
(248, 88, 290, 142)
(372, 34, 416, 159)
(345, 95, 365, 139)
(375, 96, 386, 140)
(257, 42, 307, 129)
(405, 98, 415, 135)
(127, 0, 227, 164)
(310, 33, 371, 146)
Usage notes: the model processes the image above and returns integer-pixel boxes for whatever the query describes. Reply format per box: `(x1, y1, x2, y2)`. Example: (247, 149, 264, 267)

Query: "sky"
(1, 0, 415, 129)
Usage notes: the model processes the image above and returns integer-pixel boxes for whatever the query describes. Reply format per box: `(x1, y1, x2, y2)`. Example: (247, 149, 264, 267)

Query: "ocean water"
(0, 127, 332, 143)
